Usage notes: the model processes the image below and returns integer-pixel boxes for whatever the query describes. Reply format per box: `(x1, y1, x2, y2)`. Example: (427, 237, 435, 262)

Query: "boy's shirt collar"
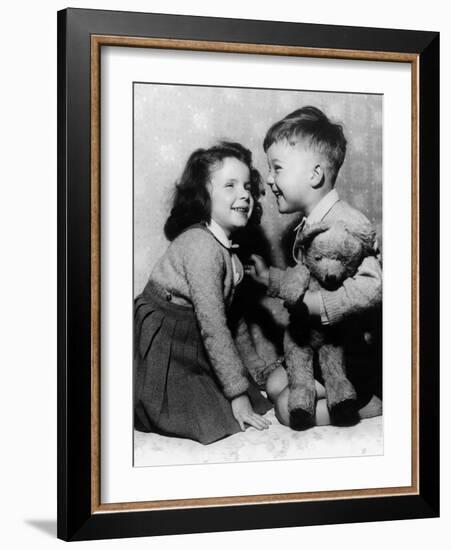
(293, 188, 340, 232)
(306, 188, 340, 224)
(291, 189, 340, 324)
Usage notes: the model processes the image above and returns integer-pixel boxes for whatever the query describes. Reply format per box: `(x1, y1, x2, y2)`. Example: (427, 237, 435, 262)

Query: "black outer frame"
(57, 7, 439, 542)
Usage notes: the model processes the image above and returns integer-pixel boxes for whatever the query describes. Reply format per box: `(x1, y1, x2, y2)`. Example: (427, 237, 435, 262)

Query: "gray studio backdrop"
(134, 83, 382, 360)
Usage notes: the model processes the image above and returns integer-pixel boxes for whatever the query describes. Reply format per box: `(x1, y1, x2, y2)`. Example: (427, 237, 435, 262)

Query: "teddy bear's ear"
(298, 221, 332, 248)
(345, 223, 377, 255)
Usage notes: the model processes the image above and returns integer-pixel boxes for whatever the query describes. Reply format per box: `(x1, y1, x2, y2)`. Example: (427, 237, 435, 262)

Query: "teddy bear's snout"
(312, 257, 347, 290)
(324, 274, 339, 289)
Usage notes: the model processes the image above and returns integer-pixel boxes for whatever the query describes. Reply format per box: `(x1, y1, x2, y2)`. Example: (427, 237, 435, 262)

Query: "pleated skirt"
(134, 282, 272, 445)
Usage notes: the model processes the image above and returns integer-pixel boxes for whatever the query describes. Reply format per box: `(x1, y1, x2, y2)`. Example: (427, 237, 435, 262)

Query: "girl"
(134, 141, 272, 445)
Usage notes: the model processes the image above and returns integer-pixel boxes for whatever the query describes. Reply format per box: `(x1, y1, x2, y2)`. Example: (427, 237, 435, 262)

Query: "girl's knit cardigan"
(148, 225, 263, 399)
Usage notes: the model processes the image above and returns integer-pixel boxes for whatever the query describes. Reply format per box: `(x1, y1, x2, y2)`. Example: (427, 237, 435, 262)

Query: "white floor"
(134, 409, 383, 467)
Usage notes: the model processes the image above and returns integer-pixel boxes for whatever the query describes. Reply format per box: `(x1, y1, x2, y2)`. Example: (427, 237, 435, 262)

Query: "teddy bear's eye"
(314, 254, 322, 261)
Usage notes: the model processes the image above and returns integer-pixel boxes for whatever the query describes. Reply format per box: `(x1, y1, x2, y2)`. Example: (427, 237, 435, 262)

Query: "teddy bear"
(282, 219, 377, 430)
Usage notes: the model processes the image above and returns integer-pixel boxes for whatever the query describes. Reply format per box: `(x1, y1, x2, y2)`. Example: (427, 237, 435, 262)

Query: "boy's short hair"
(263, 106, 347, 184)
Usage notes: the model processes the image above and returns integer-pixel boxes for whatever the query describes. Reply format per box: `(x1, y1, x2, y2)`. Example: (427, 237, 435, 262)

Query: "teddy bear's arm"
(320, 255, 382, 325)
(267, 264, 310, 305)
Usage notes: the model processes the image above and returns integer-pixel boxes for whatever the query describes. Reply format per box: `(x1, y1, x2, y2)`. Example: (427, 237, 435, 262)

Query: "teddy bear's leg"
(318, 344, 359, 426)
(284, 330, 316, 430)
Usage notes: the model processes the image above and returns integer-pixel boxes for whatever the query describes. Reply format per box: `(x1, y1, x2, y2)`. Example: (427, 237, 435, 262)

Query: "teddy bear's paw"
(289, 408, 315, 431)
(325, 377, 357, 408)
(288, 386, 316, 430)
(288, 386, 316, 412)
(330, 399, 360, 427)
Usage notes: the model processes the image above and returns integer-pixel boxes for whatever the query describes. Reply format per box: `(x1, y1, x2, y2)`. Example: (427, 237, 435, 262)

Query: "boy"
(246, 106, 382, 428)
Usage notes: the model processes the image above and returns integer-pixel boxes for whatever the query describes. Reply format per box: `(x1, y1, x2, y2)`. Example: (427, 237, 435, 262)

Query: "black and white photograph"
(0, 0, 444, 545)
(133, 83, 383, 467)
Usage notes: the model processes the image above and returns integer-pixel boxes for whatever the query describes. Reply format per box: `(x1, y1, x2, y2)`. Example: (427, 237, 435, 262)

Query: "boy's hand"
(231, 394, 271, 431)
(244, 254, 269, 287)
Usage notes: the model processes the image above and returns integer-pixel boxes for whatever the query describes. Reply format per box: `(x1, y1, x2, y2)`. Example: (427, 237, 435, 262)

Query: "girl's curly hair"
(164, 141, 263, 241)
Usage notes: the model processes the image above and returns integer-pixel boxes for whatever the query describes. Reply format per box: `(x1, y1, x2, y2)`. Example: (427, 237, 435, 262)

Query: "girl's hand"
(231, 394, 271, 431)
(244, 254, 269, 287)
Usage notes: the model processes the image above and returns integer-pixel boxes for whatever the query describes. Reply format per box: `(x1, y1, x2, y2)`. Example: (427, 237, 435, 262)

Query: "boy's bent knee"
(266, 366, 288, 401)
(274, 387, 290, 426)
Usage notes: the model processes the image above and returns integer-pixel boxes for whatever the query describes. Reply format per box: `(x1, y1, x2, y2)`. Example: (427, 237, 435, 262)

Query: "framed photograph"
(57, 8, 439, 541)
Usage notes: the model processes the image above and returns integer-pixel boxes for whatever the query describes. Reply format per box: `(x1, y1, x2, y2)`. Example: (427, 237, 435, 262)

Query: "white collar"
(307, 188, 340, 224)
(293, 189, 340, 231)
(207, 219, 234, 250)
